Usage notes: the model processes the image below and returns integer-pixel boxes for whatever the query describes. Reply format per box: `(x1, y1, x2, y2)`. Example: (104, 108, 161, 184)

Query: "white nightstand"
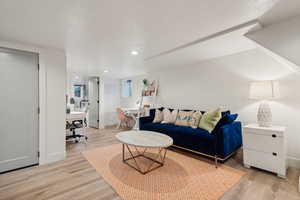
(243, 124, 287, 178)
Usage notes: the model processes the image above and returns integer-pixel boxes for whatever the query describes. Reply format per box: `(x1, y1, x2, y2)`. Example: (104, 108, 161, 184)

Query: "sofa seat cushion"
(141, 123, 180, 140)
(173, 126, 215, 141)
(172, 126, 216, 156)
(141, 123, 217, 156)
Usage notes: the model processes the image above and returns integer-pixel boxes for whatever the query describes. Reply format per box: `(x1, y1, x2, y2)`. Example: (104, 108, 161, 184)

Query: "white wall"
(40, 49, 66, 164)
(120, 75, 145, 108)
(121, 49, 300, 168)
(0, 40, 66, 165)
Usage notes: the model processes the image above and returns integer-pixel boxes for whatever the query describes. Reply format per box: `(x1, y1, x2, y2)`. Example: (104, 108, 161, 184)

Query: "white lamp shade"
(249, 81, 280, 100)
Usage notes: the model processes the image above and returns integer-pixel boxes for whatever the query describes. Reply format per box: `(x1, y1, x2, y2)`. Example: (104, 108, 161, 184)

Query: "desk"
(66, 111, 86, 121)
(66, 112, 87, 142)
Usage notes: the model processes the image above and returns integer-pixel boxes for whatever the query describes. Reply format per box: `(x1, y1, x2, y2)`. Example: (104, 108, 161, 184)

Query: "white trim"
(46, 151, 66, 164)
(38, 52, 47, 165)
(288, 156, 300, 169)
(99, 77, 105, 129)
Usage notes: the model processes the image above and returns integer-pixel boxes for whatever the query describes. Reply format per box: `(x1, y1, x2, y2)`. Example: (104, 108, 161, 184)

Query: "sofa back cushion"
(198, 108, 222, 133)
(175, 110, 193, 126)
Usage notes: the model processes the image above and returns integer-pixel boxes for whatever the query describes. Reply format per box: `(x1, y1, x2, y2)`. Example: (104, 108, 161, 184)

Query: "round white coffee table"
(116, 130, 173, 174)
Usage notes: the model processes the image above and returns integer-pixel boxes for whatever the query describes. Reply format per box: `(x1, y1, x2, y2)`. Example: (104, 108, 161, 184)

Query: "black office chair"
(66, 119, 88, 142)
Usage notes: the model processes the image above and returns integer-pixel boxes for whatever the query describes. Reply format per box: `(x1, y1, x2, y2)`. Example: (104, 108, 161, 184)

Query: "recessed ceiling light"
(104, 70, 109, 73)
(131, 50, 139, 55)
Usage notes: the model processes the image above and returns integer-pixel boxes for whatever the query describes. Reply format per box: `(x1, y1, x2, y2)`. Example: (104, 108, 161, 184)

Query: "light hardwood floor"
(0, 127, 299, 200)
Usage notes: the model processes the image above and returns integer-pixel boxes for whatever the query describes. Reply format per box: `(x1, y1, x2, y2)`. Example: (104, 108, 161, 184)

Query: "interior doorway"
(0, 47, 39, 173)
(67, 75, 99, 129)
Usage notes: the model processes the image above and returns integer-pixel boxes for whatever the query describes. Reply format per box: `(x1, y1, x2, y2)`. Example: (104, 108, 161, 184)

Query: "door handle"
(272, 134, 276, 138)
(272, 152, 277, 156)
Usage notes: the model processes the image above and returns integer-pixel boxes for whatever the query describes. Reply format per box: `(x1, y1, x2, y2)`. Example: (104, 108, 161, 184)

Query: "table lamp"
(249, 81, 280, 127)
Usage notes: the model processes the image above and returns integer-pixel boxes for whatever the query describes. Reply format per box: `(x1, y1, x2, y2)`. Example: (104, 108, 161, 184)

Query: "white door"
(0, 48, 39, 173)
(88, 77, 99, 128)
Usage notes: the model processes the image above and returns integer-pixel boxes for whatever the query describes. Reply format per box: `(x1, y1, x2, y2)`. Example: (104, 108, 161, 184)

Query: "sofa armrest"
(215, 121, 242, 159)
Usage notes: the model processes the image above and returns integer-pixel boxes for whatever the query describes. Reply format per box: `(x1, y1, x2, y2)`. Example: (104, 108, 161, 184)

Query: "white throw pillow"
(188, 111, 202, 128)
(162, 109, 178, 124)
(175, 110, 193, 126)
(153, 109, 163, 123)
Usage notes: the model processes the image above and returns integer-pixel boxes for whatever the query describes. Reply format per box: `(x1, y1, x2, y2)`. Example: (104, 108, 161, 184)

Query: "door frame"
(0, 46, 40, 171)
(88, 76, 100, 128)
(0, 41, 49, 165)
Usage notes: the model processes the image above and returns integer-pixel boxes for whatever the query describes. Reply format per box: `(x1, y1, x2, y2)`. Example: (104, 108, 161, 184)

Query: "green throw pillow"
(198, 108, 222, 133)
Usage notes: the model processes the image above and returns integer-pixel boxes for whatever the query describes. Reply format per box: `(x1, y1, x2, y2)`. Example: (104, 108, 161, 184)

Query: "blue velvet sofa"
(139, 108, 242, 164)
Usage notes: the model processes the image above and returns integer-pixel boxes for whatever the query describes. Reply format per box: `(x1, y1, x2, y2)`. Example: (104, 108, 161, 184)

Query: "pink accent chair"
(116, 108, 135, 129)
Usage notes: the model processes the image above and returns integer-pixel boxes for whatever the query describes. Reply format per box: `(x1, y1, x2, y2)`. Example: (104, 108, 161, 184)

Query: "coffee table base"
(122, 144, 168, 175)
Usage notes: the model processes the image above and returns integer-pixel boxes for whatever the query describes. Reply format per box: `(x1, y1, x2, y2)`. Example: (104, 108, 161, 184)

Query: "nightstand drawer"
(243, 132, 283, 153)
(244, 126, 284, 137)
(243, 149, 284, 173)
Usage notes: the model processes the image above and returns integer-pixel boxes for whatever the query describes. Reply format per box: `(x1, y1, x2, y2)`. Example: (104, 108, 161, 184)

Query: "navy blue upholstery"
(140, 109, 242, 160)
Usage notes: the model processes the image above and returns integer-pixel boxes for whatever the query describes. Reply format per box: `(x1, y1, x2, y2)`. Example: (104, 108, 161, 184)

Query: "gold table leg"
(122, 144, 168, 175)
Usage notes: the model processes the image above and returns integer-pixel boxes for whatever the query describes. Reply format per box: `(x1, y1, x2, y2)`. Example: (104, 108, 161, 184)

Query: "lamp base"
(257, 101, 272, 127)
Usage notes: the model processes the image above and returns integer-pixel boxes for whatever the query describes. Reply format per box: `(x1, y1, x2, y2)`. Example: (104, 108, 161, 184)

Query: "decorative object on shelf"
(249, 80, 280, 127)
(142, 79, 148, 86)
(142, 79, 157, 97)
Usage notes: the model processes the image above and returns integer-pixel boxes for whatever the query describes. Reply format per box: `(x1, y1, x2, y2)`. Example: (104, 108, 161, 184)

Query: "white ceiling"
(0, 0, 280, 78)
(145, 21, 260, 71)
(260, 0, 300, 26)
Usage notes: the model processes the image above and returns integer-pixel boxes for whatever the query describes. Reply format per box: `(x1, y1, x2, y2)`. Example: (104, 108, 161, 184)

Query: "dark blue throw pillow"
(221, 110, 231, 117)
(212, 113, 238, 135)
(224, 113, 238, 124)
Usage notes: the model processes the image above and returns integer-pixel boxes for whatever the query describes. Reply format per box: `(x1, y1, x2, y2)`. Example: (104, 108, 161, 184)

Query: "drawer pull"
(272, 134, 277, 138)
(272, 152, 277, 156)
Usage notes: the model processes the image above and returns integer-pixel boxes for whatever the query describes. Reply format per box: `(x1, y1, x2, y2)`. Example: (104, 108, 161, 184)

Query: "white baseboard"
(288, 156, 300, 168)
(41, 151, 66, 165)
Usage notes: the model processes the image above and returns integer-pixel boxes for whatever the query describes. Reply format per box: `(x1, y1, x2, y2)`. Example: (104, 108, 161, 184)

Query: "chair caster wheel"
(85, 137, 88, 140)
(75, 139, 79, 143)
